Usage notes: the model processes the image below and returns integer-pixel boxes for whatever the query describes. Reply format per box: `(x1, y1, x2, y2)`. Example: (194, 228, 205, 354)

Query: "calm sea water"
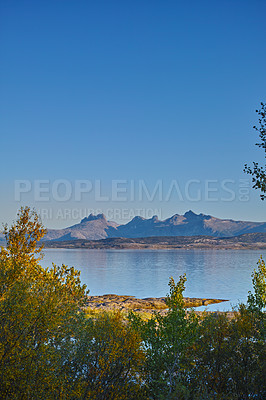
(41, 249, 266, 311)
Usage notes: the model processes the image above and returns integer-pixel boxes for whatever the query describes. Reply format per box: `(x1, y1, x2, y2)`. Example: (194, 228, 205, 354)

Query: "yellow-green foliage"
(248, 256, 266, 312)
(71, 311, 146, 400)
(0, 207, 87, 398)
(0, 208, 146, 399)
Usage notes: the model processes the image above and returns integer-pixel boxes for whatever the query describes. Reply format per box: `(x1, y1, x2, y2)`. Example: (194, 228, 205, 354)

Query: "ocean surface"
(41, 249, 266, 311)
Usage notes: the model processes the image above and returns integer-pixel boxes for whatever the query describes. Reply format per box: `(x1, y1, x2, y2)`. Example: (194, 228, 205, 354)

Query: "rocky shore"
(84, 294, 227, 316)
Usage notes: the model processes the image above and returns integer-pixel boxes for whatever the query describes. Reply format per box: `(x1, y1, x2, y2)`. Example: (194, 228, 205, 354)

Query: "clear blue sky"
(0, 0, 265, 228)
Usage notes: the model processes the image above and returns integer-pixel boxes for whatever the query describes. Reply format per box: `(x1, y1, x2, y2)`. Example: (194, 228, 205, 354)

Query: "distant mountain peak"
(169, 213, 180, 219)
(132, 216, 146, 222)
(81, 213, 107, 223)
(184, 210, 197, 218)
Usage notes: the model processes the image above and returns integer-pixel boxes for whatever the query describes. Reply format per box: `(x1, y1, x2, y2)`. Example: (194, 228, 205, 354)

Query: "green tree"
(186, 310, 266, 400)
(69, 311, 147, 400)
(0, 207, 147, 399)
(244, 102, 266, 199)
(228, 307, 266, 399)
(244, 256, 266, 342)
(247, 256, 266, 314)
(187, 312, 233, 399)
(129, 275, 199, 400)
(0, 207, 88, 399)
(187, 258, 266, 399)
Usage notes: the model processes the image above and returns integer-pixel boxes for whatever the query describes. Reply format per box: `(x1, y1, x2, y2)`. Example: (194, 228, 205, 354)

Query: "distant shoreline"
(41, 233, 266, 250)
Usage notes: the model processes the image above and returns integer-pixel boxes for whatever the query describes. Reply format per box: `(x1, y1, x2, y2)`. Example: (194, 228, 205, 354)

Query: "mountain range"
(43, 211, 266, 242)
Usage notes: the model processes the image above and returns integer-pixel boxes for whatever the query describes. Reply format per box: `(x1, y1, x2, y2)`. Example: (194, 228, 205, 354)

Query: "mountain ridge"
(42, 232, 266, 250)
(43, 211, 266, 242)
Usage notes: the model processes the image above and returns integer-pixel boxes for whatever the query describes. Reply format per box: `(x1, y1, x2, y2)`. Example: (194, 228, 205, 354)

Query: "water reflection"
(41, 249, 265, 311)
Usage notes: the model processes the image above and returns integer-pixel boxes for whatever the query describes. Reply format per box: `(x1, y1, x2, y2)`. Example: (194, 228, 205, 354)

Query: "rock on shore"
(84, 294, 227, 316)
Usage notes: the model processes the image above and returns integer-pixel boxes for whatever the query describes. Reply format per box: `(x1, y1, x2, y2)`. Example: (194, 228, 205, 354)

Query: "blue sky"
(0, 0, 265, 228)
